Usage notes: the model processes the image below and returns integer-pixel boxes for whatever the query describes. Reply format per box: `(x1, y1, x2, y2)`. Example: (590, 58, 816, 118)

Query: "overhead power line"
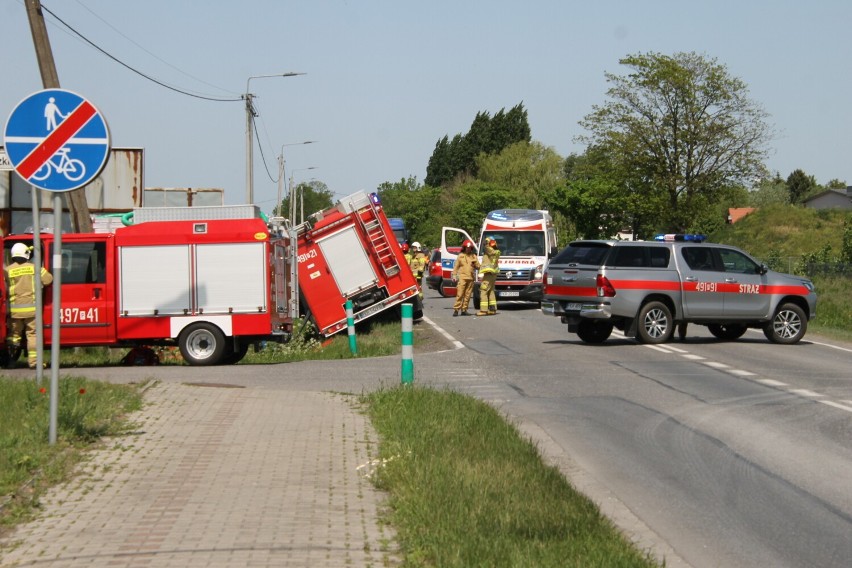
(40, 2, 242, 102)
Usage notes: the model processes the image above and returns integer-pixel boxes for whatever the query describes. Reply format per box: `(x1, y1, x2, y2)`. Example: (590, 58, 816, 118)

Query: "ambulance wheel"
(576, 320, 613, 343)
(636, 301, 673, 344)
(178, 323, 226, 366)
(763, 303, 807, 344)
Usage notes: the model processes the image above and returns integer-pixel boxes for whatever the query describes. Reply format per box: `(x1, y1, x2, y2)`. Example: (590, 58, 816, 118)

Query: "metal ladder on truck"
(358, 207, 400, 277)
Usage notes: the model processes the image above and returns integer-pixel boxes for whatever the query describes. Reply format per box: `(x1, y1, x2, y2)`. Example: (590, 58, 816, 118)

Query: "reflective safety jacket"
(4, 261, 53, 319)
(480, 244, 501, 274)
(410, 252, 427, 274)
(452, 251, 480, 281)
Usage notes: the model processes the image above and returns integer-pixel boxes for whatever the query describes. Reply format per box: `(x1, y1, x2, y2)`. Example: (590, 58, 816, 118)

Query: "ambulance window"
(61, 242, 106, 284)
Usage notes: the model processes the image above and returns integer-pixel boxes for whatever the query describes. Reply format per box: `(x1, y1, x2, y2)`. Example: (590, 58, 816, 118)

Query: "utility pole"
(25, 0, 93, 233)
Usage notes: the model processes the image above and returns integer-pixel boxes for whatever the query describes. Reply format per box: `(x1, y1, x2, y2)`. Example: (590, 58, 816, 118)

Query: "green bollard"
(401, 303, 414, 384)
(345, 300, 357, 355)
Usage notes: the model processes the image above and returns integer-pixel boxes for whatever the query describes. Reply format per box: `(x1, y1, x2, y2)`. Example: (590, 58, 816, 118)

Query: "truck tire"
(763, 303, 807, 344)
(708, 323, 747, 341)
(636, 301, 673, 344)
(178, 323, 226, 366)
(576, 320, 613, 344)
(222, 339, 250, 364)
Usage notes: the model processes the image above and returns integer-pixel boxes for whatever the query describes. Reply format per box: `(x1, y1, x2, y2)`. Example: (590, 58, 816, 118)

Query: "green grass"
(365, 386, 660, 568)
(0, 377, 142, 529)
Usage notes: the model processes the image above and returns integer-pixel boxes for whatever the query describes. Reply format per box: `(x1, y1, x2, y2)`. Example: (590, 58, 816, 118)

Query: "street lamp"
(277, 141, 317, 217)
(245, 72, 305, 205)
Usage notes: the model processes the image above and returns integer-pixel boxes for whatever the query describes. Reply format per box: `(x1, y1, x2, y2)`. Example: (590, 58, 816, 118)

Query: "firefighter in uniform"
(409, 241, 428, 298)
(402, 242, 412, 267)
(477, 237, 500, 316)
(5, 243, 53, 369)
(451, 240, 479, 316)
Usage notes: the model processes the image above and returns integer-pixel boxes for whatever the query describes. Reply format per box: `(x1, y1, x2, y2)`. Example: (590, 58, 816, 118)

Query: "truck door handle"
(92, 287, 101, 299)
(684, 276, 697, 282)
(725, 278, 737, 283)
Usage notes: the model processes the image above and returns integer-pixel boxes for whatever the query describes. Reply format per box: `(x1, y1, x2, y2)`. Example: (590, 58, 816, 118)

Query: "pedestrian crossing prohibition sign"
(3, 88, 111, 192)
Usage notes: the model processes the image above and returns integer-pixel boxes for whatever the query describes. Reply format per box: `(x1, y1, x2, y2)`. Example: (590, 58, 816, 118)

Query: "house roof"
(727, 208, 755, 223)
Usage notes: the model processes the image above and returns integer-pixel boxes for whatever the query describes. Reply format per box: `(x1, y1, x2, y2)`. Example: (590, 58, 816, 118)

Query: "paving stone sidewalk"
(0, 381, 398, 568)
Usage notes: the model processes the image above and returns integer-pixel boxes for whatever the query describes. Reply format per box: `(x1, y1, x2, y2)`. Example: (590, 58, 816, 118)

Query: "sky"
(2, 0, 851, 214)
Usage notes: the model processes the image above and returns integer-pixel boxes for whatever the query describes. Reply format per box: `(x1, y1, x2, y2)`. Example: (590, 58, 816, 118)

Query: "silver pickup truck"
(541, 235, 817, 344)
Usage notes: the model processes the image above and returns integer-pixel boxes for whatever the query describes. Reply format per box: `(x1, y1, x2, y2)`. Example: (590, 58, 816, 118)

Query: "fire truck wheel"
(178, 323, 226, 366)
(223, 340, 250, 364)
(636, 301, 673, 344)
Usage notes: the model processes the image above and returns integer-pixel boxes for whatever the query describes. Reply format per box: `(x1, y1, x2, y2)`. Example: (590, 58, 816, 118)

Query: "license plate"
(500, 291, 520, 297)
(566, 302, 583, 311)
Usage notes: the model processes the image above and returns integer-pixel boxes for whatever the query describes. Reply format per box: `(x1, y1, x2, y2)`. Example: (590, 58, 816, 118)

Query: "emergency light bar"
(653, 234, 707, 242)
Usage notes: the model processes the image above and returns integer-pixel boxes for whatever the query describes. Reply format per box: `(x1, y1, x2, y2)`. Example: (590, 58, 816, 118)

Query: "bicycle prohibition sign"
(3, 88, 110, 192)
(31, 147, 86, 182)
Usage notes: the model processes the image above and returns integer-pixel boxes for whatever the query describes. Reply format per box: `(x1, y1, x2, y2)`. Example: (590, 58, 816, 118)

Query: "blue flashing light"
(653, 234, 707, 242)
(370, 193, 381, 205)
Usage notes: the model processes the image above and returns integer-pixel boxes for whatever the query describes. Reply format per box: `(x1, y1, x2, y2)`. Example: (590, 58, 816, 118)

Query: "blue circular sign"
(3, 88, 110, 192)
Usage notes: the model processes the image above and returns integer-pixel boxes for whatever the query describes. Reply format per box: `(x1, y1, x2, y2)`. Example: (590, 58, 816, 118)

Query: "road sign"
(3, 89, 110, 192)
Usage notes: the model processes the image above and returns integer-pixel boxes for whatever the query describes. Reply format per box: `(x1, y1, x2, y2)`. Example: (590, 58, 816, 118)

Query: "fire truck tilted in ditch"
(0, 191, 422, 366)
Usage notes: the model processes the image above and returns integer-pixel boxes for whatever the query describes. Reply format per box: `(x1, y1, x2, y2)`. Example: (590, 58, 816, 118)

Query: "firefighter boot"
(453, 310, 458, 317)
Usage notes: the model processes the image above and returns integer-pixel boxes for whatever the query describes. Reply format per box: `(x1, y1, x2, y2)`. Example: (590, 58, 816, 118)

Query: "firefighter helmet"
(401, 243, 410, 253)
(11, 242, 31, 260)
(462, 239, 474, 249)
(411, 241, 421, 249)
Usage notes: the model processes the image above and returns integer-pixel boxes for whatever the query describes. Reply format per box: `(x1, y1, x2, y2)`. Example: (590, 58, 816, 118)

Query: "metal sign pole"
(48, 193, 62, 445)
(30, 186, 44, 384)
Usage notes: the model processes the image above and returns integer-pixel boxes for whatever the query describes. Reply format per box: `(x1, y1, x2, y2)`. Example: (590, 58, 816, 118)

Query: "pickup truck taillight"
(596, 274, 616, 297)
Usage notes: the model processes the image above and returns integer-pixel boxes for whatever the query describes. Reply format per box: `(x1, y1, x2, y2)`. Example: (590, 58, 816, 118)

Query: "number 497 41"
(60, 307, 99, 323)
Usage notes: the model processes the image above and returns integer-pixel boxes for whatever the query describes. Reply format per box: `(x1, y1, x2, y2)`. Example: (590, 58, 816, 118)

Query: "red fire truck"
(0, 191, 421, 366)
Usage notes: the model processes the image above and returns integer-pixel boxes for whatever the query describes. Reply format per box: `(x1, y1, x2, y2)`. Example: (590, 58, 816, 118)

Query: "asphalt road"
(419, 288, 852, 568)
(21, 287, 852, 568)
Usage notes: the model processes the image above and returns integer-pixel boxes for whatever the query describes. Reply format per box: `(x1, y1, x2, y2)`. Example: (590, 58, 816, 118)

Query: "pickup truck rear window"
(607, 246, 671, 268)
(550, 243, 611, 266)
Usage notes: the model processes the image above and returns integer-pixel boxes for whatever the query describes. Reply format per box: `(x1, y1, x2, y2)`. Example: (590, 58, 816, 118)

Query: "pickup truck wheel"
(708, 324, 747, 341)
(637, 301, 673, 344)
(577, 320, 613, 343)
(763, 303, 807, 344)
(179, 323, 226, 366)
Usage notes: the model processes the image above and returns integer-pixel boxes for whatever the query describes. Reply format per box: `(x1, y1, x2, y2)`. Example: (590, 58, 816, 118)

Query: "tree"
(786, 169, 816, 204)
(749, 174, 789, 207)
(425, 103, 532, 187)
(578, 51, 773, 233)
(476, 141, 564, 209)
(281, 180, 333, 223)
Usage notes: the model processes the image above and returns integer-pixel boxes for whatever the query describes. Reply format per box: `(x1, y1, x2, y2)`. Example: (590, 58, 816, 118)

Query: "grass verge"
(364, 386, 660, 567)
(0, 377, 142, 532)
